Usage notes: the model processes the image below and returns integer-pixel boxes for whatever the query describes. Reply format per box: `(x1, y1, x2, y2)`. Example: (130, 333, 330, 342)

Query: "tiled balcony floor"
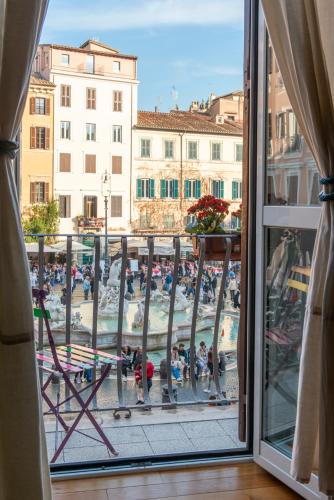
(46, 409, 243, 464)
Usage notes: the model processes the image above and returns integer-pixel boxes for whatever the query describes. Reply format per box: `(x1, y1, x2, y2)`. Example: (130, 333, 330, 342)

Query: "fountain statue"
(44, 293, 86, 331)
(98, 259, 129, 318)
(174, 284, 190, 311)
(45, 294, 66, 329)
(132, 300, 146, 329)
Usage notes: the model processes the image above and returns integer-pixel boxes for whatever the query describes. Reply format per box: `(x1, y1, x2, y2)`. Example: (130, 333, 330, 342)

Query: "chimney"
(154, 106, 158, 112)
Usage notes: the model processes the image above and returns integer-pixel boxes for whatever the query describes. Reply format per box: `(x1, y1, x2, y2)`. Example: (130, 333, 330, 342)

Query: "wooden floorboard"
(53, 462, 303, 499)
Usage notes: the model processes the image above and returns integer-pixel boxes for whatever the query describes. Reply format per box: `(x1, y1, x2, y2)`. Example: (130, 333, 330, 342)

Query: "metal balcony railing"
(27, 233, 240, 415)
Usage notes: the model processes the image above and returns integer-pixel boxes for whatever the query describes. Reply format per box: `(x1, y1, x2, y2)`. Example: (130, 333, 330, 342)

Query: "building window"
(212, 142, 221, 161)
(85, 154, 96, 173)
(86, 54, 94, 74)
(61, 54, 69, 65)
(184, 215, 196, 226)
(212, 180, 224, 198)
(110, 196, 122, 217)
(86, 88, 96, 109)
(30, 182, 49, 203)
(164, 140, 174, 159)
(60, 121, 71, 139)
(140, 138, 151, 158)
(160, 179, 178, 199)
(184, 179, 201, 199)
(60, 85, 71, 107)
(232, 180, 242, 199)
(163, 214, 175, 229)
(287, 174, 299, 205)
(112, 125, 122, 143)
(59, 153, 71, 172)
(112, 156, 122, 174)
(113, 91, 122, 112)
(187, 141, 198, 160)
(30, 127, 49, 149)
(139, 210, 151, 228)
(86, 123, 96, 141)
(59, 195, 71, 218)
(113, 61, 120, 73)
(83, 196, 97, 218)
(231, 215, 241, 229)
(276, 112, 285, 139)
(235, 144, 243, 162)
(137, 178, 155, 198)
(30, 97, 49, 115)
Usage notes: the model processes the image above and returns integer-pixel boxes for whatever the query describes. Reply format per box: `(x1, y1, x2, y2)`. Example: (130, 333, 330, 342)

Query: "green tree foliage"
(22, 200, 59, 242)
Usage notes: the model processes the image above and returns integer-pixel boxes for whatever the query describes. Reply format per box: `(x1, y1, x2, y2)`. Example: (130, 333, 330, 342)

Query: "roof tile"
(136, 110, 243, 136)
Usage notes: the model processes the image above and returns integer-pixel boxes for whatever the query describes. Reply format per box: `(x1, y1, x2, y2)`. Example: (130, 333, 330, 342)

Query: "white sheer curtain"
(262, 0, 334, 495)
(0, 1, 51, 499)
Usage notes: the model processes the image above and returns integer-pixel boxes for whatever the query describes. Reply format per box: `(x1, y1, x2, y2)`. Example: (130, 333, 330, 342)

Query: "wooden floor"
(52, 462, 303, 499)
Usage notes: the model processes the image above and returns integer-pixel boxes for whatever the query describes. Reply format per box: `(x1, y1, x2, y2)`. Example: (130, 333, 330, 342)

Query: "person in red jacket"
(135, 357, 154, 405)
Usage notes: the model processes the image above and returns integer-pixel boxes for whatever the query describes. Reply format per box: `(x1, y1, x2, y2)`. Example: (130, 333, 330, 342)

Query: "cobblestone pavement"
(44, 370, 243, 464)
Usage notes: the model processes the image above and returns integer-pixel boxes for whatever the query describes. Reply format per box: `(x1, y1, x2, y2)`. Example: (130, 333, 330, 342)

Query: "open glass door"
(251, 3, 327, 499)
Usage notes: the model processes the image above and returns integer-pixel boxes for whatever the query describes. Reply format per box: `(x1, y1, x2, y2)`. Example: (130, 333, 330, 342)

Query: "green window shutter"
(137, 179, 142, 198)
(160, 179, 166, 198)
(185, 179, 190, 198)
(232, 181, 237, 199)
(195, 180, 201, 199)
(149, 178, 155, 198)
(173, 179, 179, 198)
(219, 180, 224, 198)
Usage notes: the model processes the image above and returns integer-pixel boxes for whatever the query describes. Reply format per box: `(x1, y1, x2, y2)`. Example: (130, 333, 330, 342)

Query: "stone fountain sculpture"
(44, 293, 86, 331)
(132, 300, 146, 329)
(98, 259, 129, 318)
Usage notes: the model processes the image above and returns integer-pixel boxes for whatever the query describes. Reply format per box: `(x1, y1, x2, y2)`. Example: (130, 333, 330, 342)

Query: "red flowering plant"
(185, 195, 230, 235)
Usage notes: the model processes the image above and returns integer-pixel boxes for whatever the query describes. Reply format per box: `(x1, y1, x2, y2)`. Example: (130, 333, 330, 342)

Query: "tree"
(22, 200, 59, 242)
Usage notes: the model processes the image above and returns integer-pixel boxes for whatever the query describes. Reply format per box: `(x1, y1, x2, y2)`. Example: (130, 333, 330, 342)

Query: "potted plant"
(186, 194, 241, 261)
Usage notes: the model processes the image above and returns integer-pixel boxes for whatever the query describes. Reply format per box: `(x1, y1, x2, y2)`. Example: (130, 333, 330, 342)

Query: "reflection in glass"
(263, 227, 316, 456)
(266, 39, 320, 206)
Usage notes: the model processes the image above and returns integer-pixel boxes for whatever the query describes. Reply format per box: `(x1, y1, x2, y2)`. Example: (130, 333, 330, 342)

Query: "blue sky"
(41, 0, 244, 111)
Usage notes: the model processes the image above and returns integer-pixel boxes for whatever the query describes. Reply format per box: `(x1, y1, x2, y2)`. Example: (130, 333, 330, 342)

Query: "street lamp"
(101, 169, 111, 285)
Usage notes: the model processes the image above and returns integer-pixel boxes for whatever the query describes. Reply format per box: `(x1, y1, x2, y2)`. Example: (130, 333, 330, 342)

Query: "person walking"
(204, 348, 214, 393)
(83, 275, 90, 300)
(171, 346, 182, 383)
(121, 345, 132, 381)
(196, 341, 208, 379)
(134, 357, 154, 404)
(178, 343, 190, 380)
(126, 272, 135, 298)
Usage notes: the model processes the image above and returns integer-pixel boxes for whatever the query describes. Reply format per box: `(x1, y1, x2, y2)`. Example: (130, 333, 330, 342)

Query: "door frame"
(251, 4, 325, 499)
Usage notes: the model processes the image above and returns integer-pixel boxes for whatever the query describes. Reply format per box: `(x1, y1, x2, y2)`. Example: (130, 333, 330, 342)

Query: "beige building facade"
(20, 75, 55, 211)
(132, 110, 243, 233)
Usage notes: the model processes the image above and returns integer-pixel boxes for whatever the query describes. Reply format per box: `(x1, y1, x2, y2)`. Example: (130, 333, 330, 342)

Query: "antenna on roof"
(171, 85, 179, 110)
(155, 95, 163, 112)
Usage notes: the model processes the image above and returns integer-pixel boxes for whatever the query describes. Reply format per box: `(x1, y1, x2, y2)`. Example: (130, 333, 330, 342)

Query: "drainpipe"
(130, 84, 133, 227)
(179, 131, 185, 221)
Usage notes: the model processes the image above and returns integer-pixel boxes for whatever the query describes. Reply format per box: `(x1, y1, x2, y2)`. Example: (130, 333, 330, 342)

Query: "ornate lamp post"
(101, 169, 111, 285)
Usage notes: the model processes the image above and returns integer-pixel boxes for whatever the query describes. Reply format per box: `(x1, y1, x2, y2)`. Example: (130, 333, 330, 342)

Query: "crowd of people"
(29, 259, 241, 309)
(116, 341, 228, 403)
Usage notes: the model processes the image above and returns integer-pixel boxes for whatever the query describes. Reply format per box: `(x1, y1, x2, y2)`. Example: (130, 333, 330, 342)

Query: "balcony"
(28, 233, 244, 465)
(77, 215, 104, 231)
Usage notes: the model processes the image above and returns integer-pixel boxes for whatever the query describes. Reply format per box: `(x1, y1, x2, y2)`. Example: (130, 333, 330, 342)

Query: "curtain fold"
(262, 0, 334, 495)
(0, 1, 51, 499)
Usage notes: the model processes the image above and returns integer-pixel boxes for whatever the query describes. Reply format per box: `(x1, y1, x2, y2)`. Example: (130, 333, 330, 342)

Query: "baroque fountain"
(35, 259, 231, 351)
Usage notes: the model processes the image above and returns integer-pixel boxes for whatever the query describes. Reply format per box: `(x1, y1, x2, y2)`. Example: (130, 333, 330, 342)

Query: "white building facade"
(132, 111, 243, 233)
(34, 40, 138, 234)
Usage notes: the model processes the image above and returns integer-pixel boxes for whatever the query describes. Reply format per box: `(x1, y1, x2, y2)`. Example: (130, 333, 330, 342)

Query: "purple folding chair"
(33, 288, 119, 463)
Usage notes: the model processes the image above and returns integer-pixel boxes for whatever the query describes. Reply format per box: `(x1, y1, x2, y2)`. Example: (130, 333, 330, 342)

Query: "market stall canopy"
(25, 242, 56, 253)
(50, 240, 94, 253)
(126, 239, 193, 256)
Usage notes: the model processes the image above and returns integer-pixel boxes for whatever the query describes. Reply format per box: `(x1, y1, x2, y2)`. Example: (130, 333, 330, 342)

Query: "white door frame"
(252, 6, 325, 499)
